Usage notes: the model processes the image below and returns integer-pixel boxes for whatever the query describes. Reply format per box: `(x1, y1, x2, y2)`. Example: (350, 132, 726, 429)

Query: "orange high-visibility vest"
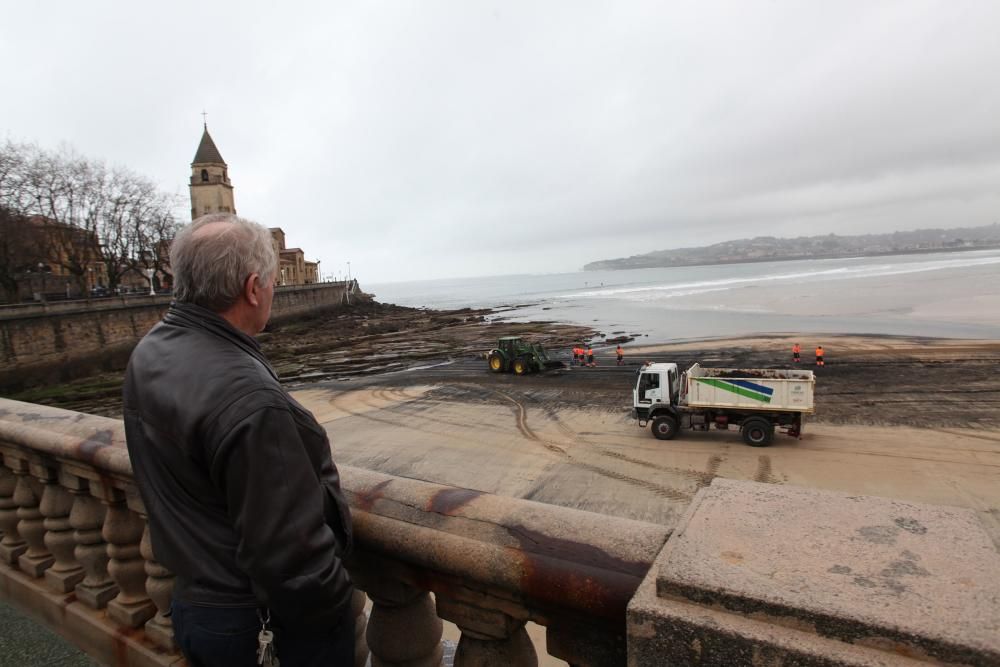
(792, 344, 800, 353)
(587, 348, 593, 355)
(816, 347, 824, 356)
(617, 346, 623, 354)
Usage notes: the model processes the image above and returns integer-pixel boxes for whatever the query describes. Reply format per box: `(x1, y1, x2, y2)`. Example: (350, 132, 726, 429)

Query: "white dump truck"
(631, 362, 815, 446)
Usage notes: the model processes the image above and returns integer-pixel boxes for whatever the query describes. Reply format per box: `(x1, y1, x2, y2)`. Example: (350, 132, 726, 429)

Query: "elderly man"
(123, 214, 355, 666)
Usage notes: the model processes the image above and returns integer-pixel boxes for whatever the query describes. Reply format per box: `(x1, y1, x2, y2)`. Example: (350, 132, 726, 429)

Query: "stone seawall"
(0, 281, 361, 391)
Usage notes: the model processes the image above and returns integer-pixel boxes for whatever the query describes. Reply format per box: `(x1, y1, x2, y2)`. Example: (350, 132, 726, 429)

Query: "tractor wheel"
(488, 352, 505, 372)
(651, 416, 679, 440)
(741, 417, 774, 447)
(513, 357, 529, 375)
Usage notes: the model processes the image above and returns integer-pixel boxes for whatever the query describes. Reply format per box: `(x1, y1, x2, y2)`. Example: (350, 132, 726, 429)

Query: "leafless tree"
(0, 140, 181, 297)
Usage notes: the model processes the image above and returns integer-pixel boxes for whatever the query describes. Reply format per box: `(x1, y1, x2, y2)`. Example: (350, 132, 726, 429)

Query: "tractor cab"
(497, 337, 522, 359)
(487, 337, 563, 375)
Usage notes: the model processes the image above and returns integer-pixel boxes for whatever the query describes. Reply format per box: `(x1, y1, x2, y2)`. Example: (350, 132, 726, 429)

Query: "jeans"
(171, 599, 356, 666)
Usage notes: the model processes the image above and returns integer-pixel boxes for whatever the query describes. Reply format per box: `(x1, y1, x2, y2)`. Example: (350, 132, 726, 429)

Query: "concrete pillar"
(13, 461, 53, 577)
(39, 474, 83, 593)
(68, 481, 117, 609)
(351, 589, 370, 667)
(0, 462, 27, 565)
(437, 597, 538, 667)
(140, 523, 175, 650)
(358, 572, 443, 667)
(103, 499, 155, 628)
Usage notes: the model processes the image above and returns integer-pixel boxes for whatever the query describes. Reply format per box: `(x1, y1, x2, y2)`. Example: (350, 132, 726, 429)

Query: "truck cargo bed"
(683, 363, 815, 413)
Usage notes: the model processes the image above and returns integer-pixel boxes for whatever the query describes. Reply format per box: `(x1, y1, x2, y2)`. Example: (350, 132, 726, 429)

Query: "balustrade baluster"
(68, 479, 117, 608)
(140, 524, 175, 649)
(437, 597, 538, 667)
(0, 461, 27, 565)
(352, 589, 370, 667)
(357, 572, 442, 667)
(103, 495, 155, 627)
(14, 460, 53, 577)
(40, 470, 84, 593)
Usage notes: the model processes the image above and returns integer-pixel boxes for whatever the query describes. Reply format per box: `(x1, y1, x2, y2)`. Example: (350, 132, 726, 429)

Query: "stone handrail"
(0, 397, 669, 666)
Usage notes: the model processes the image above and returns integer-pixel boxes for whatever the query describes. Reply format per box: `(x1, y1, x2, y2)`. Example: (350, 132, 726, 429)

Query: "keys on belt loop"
(257, 609, 279, 666)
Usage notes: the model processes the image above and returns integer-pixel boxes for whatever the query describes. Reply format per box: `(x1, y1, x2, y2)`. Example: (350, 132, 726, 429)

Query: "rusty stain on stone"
(507, 524, 650, 619)
(428, 487, 482, 515)
(18, 411, 72, 422)
(112, 624, 142, 666)
(509, 524, 648, 577)
(78, 429, 115, 465)
(354, 479, 392, 512)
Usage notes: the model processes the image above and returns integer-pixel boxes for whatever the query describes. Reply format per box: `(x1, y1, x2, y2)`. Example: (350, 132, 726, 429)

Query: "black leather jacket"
(123, 302, 354, 630)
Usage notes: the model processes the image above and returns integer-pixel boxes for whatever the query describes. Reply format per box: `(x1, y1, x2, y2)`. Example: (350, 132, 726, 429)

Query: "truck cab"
(633, 363, 680, 413)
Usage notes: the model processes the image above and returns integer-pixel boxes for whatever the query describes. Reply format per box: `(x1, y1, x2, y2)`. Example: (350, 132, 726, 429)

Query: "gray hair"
(170, 213, 277, 312)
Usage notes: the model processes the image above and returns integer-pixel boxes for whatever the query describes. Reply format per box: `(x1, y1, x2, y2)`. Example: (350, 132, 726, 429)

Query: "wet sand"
(290, 332, 1000, 551)
(8, 303, 999, 544)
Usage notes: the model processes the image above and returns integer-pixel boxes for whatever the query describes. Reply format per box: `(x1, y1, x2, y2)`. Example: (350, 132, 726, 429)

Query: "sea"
(368, 249, 1000, 344)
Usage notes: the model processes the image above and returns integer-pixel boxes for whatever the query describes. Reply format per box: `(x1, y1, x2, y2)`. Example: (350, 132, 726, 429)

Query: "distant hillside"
(583, 223, 1000, 271)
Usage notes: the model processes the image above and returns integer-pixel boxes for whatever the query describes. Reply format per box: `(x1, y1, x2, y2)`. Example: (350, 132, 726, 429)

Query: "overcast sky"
(3, 1, 999, 283)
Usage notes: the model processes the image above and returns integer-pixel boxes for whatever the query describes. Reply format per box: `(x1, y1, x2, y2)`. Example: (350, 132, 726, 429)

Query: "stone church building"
(190, 125, 319, 285)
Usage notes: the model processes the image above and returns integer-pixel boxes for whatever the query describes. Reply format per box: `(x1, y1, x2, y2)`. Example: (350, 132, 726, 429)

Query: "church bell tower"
(189, 123, 236, 220)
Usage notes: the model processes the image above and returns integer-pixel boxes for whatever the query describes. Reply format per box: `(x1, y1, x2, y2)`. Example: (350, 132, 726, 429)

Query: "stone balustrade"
(4, 397, 998, 667)
(0, 398, 670, 666)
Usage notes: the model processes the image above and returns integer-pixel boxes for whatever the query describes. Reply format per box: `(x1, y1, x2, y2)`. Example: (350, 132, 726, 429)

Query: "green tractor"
(486, 336, 564, 375)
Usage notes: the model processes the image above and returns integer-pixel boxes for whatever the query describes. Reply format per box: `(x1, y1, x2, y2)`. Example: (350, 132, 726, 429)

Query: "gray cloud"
(2, 0, 998, 282)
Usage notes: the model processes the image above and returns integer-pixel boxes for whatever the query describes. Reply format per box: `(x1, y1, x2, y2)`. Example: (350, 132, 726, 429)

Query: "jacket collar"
(164, 301, 278, 381)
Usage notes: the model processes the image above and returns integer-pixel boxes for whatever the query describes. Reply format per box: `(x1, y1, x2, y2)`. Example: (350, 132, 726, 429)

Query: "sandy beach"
(285, 331, 1000, 546)
(10, 303, 999, 545)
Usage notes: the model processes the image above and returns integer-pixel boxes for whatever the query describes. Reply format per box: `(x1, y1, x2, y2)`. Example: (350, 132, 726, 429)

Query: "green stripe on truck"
(695, 377, 772, 403)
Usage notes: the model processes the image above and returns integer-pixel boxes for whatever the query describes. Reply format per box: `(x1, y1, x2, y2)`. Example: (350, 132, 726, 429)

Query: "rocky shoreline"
(5, 301, 599, 417)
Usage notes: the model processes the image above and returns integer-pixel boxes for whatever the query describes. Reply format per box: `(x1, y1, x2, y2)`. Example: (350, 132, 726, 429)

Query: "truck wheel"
(513, 357, 529, 375)
(488, 352, 505, 372)
(651, 416, 679, 440)
(741, 417, 774, 447)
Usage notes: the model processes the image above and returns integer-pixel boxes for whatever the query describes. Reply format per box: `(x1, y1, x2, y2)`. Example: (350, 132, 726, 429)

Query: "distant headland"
(583, 223, 1000, 271)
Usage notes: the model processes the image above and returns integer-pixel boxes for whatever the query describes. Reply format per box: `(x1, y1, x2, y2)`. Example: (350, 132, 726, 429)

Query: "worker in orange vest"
(586, 346, 595, 367)
(815, 345, 825, 367)
(616, 345, 624, 366)
(792, 343, 801, 363)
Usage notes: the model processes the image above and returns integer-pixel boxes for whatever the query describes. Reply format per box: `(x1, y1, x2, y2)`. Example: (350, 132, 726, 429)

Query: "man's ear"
(244, 272, 261, 307)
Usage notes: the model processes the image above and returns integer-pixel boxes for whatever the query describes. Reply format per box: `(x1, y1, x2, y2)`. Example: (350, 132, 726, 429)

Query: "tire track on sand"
(754, 455, 780, 484)
(542, 403, 722, 489)
(493, 390, 692, 502)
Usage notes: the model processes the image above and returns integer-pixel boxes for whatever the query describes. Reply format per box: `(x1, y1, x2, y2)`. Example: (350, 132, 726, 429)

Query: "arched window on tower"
(201, 169, 209, 182)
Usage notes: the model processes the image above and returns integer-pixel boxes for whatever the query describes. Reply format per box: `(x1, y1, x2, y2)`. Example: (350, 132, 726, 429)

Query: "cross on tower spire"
(201, 110, 208, 128)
